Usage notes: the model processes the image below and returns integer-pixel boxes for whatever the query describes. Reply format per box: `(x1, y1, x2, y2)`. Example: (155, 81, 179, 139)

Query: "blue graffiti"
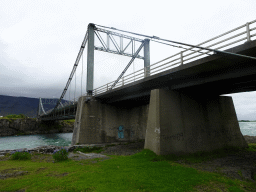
(118, 125, 124, 139)
(131, 130, 134, 138)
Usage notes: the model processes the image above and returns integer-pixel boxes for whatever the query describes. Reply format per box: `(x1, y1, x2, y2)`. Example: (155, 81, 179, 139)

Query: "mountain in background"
(0, 95, 59, 118)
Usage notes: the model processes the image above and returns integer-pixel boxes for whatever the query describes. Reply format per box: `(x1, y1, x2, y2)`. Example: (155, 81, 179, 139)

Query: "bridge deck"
(96, 40, 256, 104)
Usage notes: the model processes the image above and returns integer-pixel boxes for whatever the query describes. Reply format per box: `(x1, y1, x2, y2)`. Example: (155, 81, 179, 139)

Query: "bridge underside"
(72, 88, 247, 155)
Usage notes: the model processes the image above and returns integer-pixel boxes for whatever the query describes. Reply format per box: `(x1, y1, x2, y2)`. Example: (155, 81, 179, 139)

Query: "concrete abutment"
(72, 89, 247, 154)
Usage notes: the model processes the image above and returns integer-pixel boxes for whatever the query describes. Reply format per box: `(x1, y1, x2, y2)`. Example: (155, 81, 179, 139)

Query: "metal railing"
(39, 99, 79, 117)
(93, 20, 256, 95)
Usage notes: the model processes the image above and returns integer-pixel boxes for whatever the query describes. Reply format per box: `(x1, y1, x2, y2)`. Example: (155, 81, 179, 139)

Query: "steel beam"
(144, 39, 150, 77)
(94, 46, 144, 59)
(110, 41, 146, 89)
(87, 23, 95, 95)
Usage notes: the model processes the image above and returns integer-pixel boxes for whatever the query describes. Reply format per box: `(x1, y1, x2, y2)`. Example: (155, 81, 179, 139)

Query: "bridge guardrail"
(93, 19, 256, 96)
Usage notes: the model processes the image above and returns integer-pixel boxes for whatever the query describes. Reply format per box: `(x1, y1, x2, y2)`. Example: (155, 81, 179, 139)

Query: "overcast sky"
(1, 0, 256, 120)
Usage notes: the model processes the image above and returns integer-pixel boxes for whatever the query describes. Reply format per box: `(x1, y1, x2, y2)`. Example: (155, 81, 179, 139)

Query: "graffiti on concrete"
(118, 125, 124, 139)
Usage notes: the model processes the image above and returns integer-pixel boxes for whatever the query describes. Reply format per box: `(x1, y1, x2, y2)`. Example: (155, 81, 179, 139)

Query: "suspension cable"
(69, 79, 71, 114)
(150, 39, 212, 56)
(94, 23, 256, 60)
(133, 40, 135, 81)
(81, 53, 83, 96)
(52, 29, 89, 112)
(74, 70, 76, 102)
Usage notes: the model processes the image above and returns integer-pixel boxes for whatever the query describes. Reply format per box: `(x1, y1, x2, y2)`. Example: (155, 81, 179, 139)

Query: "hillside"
(0, 95, 58, 118)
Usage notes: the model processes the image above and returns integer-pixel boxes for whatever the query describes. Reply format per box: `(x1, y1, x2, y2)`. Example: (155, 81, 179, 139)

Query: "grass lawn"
(0, 148, 255, 191)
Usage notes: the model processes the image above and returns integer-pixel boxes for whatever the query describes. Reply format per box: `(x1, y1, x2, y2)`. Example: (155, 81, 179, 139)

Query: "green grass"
(62, 119, 75, 124)
(0, 150, 255, 192)
(247, 143, 256, 152)
(0, 114, 27, 119)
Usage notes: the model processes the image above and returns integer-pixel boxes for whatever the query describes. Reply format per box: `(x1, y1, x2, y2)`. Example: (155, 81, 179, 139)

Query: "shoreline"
(243, 135, 256, 143)
(0, 135, 255, 154)
(0, 119, 74, 137)
(0, 142, 130, 156)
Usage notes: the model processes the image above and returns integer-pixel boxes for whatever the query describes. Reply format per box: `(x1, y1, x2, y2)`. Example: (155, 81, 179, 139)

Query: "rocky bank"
(0, 119, 74, 137)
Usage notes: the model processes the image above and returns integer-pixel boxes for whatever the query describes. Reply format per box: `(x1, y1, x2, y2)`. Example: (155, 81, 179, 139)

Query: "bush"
(10, 150, 31, 160)
(52, 148, 69, 162)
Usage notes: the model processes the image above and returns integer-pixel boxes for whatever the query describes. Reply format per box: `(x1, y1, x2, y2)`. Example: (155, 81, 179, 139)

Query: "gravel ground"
(100, 141, 145, 156)
(244, 135, 256, 144)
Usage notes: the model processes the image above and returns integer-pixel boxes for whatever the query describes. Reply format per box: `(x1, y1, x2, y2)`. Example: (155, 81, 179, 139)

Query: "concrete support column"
(144, 39, 150, 77)
(86, 23, 95, 95)
(72, 96, 148, 145)
(145, 89, 247, 155)
(72, 96, 103, 145)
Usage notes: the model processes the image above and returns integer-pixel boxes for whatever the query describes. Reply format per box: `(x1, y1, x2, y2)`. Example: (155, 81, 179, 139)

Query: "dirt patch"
(31, 154, 53, 163)
(194, 181, 229, 192)
(68, 152, 110, 161)
(100, 141, 145, 156)
(67, 141, 145, 161)
(36, 167, 47, 173)
(244, 135, 256, 144)
(0, 167, 29, 180)
(14, 189, 26, 192)
(47, 172, 69, 177)
(187, 150, 256, 181)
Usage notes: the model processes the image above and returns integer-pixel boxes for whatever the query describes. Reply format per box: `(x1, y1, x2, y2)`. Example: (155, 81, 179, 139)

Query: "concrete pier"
(144, 89, 247, 155)
(72, 89, 247, 155)
(72, 96, 148, 145)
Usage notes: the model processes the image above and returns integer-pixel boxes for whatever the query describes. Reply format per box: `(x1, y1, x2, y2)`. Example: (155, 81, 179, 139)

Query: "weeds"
(52, 148, 69, 162)
(10, 150, 31, 160)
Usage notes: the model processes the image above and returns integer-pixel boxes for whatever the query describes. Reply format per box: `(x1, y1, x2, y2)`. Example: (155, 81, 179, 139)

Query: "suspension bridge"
(38, 20, 256, 120)
(37, 20, 256, 155)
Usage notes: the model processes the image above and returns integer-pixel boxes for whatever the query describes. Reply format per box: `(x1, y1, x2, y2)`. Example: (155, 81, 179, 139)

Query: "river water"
(0, 133, 73, 150)
(0, 122, 256, 150)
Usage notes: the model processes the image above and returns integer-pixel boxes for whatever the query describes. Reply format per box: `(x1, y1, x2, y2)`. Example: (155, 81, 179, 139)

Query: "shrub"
(52, 148, 69, 162)
(10, 150, 31, 160)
